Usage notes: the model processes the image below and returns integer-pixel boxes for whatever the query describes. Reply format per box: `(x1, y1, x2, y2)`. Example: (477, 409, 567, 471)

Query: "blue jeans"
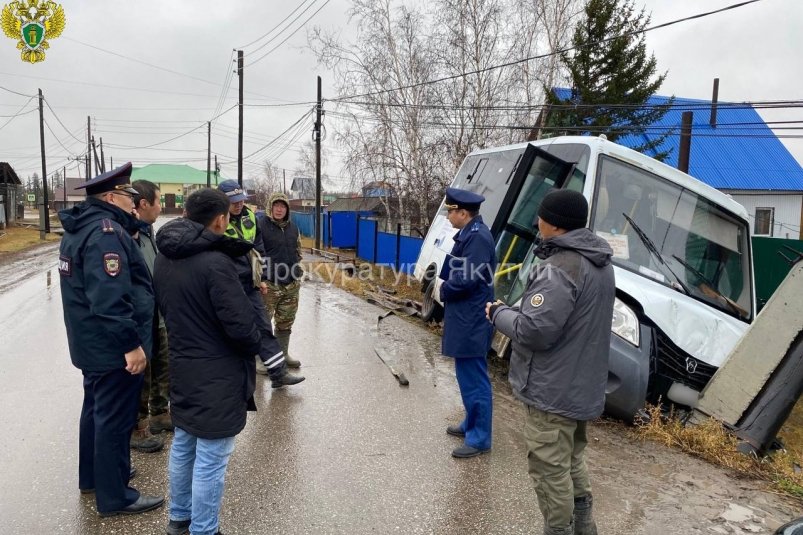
(169, 427, 236, 535)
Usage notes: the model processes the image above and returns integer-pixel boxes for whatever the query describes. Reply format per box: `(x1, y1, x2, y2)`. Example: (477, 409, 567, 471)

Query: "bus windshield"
(591, 156, 753, 322)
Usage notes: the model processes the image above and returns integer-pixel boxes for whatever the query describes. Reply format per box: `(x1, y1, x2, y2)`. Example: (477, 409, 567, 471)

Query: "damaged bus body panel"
(415, 136, 755, 421)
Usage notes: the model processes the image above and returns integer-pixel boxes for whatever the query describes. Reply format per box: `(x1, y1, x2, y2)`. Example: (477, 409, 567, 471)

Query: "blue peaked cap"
(445, 187, 485, 211)
(217, 179, 248, 202)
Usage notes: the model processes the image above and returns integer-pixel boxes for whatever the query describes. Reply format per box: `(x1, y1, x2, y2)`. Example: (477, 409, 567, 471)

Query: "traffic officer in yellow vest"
(217, 180, 304, 388)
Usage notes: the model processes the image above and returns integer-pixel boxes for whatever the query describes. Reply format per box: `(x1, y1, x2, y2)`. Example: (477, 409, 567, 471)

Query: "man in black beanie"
(486, 189, 615, 535)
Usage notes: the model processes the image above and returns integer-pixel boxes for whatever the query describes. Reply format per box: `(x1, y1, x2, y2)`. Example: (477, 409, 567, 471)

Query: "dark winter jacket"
(154, 218, 262, 439)
(490, 228, 615, 420)
(440, 215, 497, 358)
(58, 198, 154, 372)
(260, 192, 302, 284)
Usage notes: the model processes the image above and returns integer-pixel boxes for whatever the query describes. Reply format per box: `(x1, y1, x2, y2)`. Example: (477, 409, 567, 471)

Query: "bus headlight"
(612, 298, 640, 347)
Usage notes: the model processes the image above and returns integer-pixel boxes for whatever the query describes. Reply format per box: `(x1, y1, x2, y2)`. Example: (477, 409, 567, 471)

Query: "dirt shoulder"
(303, 248, 803, 529)
(0, 225, 60, 257)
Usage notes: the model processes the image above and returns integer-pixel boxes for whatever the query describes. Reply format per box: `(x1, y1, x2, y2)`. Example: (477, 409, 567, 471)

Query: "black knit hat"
(538, 189, 588, 231)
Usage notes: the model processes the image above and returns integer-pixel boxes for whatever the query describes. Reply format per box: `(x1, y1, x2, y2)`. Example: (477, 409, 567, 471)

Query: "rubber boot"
(573, 494, 598, 535)
(271, 369, 306, 389)
(544, 523, 574, 535)
(130, 418, 165, 453)
(275, 330, 301, 368)
(149, 410, 174, 434)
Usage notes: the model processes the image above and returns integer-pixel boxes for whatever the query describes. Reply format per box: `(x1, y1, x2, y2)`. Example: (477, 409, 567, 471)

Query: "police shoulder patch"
(58, 254, 71, 276)
(530, 293, 545, 308)
(103, 252, 121, 277)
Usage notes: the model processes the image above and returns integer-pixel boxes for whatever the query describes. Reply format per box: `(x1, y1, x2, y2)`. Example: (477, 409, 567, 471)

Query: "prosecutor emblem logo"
(1, 0, 66, 63)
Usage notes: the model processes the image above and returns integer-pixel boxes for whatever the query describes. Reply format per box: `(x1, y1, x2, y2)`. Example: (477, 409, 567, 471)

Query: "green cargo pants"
(262, 280, 300, 332)
(138, 324, 170, 420)
(524, 405, 592, 530)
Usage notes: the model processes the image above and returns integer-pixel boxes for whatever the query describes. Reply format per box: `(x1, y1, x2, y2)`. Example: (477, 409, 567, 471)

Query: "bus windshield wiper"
(671, 254, 748, 319)
(621, 213, 690, 295)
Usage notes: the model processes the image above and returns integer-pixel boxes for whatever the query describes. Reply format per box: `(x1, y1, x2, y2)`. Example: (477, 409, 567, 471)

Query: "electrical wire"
(330, 0, 765, 102)
(249, 0, 331, 67)
(238, 0, 318, 48)
(43, 98, 88, 144)
(241, 109, 314, 161)
(0, 96, 37, 131)
(0, 85, 35, 98)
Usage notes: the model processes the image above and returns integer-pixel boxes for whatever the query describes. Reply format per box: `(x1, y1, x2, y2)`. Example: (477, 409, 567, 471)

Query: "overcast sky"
(0, 0, 800, 190)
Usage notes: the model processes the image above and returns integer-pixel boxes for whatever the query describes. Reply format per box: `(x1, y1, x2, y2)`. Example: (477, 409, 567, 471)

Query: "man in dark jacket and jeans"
(487, 189, 615, 535)
(154, 188, 262, 535)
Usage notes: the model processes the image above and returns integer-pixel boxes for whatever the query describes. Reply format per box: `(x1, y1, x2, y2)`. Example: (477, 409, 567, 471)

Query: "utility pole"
(283, 168, 287, 195)
(214, 155, 219, 185)
(38, 88, 49, 234)
(62, 165, 66, 205)
(86, 116, 91, 179)
(314, 75, 322, 250)
(678, 111, 693, 174)
(91, 136, 101, 175)
(207, 121, 211, 187)
(237, 50, 244, 187)
(99, 137, 106, 174)
(110, 156, 113, 169)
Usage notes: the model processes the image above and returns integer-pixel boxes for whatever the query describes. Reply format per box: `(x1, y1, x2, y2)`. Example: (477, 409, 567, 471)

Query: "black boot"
(271, 370, 305, 389)
(573, 494, 598, 535)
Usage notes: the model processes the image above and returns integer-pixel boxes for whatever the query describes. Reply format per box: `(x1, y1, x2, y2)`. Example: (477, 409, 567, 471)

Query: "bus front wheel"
(421, 278, 444, 322)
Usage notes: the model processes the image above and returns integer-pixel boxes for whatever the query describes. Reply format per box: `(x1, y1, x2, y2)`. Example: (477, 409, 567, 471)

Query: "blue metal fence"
(293, 210, 424, 274)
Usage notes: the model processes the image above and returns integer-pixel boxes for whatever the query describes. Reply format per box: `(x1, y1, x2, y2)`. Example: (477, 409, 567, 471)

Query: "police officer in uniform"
(58, 163, 164, 516)
(217, 180, 304, 388)
(440, 187, 497, 458)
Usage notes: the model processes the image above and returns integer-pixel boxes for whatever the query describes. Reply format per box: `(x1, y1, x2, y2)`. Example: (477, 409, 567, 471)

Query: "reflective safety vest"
(225, 207, 258, 243)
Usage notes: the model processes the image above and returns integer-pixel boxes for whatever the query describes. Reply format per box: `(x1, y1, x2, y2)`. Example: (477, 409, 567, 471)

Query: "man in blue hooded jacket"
(439, 187, 497, 458)
(58, 162, 164, 517)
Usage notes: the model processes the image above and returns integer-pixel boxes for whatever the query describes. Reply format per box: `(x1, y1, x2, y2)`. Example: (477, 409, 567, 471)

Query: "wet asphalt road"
(0, 250, 546, 534)
(1, 243, 799, 534)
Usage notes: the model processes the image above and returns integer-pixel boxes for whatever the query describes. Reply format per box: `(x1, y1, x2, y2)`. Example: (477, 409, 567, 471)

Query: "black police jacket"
(58, 198, 154, 372)
(154, 218, 262, 439)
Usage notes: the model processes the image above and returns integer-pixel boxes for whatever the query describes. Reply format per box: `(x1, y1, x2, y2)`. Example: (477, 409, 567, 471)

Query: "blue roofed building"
(549, 89, 803, 239)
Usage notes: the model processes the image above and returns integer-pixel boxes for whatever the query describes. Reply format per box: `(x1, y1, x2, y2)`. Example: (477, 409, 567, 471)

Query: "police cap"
(218, 179, 249, 202)
(444, 187, 485, 212)
(75, 162, 138, 196)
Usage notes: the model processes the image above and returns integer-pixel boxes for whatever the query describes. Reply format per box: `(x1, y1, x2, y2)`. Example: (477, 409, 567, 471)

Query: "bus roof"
(466, 136, 750, 222)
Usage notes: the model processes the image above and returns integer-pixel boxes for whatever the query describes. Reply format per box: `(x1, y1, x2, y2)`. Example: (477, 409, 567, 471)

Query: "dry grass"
(0, 225, 60, 254)
(300, 237, 422, 302)
(636, 404, 803, 499)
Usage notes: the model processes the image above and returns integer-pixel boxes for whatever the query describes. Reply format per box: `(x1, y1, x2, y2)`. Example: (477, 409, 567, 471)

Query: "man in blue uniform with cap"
(440, 187, 497, 458)
(58, 162, 164, 516)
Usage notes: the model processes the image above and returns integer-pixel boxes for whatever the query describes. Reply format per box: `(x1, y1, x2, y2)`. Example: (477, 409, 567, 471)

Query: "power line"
(237, 0, 318, 49)
(0, 85, 35, 98)
(241, 109, 314, 161)
(248, 0, 320, 56)
(0, 96, 36, 131)
(249, 0, 331, 66)
(330, 0, 765, 102)
(42, 98, 86, 144)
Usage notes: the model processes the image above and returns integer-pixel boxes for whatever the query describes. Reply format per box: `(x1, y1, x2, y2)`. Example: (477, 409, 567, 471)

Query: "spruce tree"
(544, 0, 672, 159)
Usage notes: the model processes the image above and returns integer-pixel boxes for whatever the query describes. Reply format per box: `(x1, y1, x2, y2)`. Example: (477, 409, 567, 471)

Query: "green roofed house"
(131, 164, 225, 213)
